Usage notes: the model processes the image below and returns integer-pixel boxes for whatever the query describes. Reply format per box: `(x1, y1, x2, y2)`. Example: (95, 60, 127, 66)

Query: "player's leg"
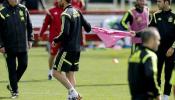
(6, 52, 18, 98)
(67, 51, 81, 100)
(156, 50, 165, 87)
(48, 43, 59, 80)
(16, 52, 28, 82)
(48, 55, 55, 80)
(163, 55, 174, 99)
(53, 70, 73, 89)
(66, 71, 76, 87)
(132, 94, 149, 100)
(66, 51, 80, 87)
(52, 51, 80, 99)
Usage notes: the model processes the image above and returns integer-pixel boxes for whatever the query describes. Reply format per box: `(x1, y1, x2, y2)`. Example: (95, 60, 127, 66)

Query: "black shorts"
(53, 50, 80, 72)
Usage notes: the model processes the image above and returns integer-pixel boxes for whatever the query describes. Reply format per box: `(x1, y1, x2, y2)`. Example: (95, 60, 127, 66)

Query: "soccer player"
(39, 0, 63, 80)
(52, 0, 91, 99)
(128, 27, 161, 100)
(149, 0, 175, 99)
(121, 0, 149, 54)
(0, 0, 33, 98)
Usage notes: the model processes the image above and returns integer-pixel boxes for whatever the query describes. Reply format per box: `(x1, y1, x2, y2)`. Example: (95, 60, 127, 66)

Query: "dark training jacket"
(54, 5, 91, 52)
(149, 9, 175, 50)
(128, 46, 160, 98)
(0, 1, 33, 52)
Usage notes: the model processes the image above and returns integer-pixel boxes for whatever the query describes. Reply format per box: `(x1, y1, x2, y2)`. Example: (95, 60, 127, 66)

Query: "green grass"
(0, 47, 174, 100)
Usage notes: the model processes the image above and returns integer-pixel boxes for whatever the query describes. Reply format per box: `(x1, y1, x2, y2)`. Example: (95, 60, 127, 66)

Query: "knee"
(52, 69, 61, 77)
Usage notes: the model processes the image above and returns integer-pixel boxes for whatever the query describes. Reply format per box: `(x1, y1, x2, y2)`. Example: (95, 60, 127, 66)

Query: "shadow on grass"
(77, 83, 128, 87)
(0, 79, 49, 83)
(0, 97, 11, 99)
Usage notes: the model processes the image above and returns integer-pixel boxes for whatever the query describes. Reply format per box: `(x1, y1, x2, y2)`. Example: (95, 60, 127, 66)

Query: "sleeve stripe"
(0, 12, 5, 20)
(172, 41, 175, 48)
(61, 13, 71, 19)
(55, 16, 65, 39)
(121, 12, 129, 30)
(142, 55, 150, 63)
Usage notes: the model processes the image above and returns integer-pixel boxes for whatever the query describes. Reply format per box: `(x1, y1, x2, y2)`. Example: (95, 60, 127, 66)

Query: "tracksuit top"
(53, 5, 91, 52)
(128, 46, 160, 97)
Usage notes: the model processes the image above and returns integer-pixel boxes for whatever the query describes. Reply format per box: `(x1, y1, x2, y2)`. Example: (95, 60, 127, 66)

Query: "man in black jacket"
(0, 0, 33, 98)
(128, 27, 161, 100)
(52, 0, 91, 99)
(149, 0, 175, 99)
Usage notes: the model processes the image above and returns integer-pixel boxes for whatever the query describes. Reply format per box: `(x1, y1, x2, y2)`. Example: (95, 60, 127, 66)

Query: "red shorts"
(50, 42, 61, 56)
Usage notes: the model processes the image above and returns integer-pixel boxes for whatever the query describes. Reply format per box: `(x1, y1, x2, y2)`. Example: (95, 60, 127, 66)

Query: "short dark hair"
(65, 0, 71, 3)
(140, 27, 159, 43)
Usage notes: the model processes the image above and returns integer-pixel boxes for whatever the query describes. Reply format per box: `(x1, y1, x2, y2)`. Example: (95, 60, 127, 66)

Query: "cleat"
(48, 74, 52, 80)
(72, 94, 82, 100)
(11, 92, 18, 99)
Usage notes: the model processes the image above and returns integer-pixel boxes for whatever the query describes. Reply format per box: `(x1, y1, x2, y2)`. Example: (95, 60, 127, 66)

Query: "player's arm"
(79, 11, 91, 32)
(25, 8, 33, 49)
(143, 57, 161, 98)
(40, 14, 51, 37)
(26, 8, 34, 42)
(120, 11, 133, 30)
(53, 15, 70, 43)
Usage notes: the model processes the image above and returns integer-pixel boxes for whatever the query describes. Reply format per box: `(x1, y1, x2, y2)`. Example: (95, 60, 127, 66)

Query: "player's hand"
(130, 31, 136, 37)
(28, 41, 33, 49)
(156, 95, 161, 100)
(166, 47, 174, 57)
(0, 47, 5, 53)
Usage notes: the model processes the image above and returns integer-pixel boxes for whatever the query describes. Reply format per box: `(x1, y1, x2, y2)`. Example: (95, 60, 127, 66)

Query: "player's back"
(61, 5, 91, 51)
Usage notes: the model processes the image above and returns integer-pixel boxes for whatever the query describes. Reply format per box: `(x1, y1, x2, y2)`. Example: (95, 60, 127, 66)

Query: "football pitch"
(0, 47, 174, 100)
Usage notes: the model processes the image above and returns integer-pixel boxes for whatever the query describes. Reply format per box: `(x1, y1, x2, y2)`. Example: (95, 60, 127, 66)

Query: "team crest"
(158, 18, 161, 21)
(168, 17, 173, 22)
(6, 14, 9, 17)
(19, 10, 24, 17)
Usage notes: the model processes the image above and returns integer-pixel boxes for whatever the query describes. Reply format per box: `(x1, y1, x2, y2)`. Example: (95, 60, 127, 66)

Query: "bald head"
(140, 27, 160, 51)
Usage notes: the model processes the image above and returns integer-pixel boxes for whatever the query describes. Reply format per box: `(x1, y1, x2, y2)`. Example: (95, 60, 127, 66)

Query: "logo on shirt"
(168, 17, 173, 22)
(158, 18, 161, 21)
(19, 10, 24, 16)
(6, 14, 9, 17)
(19, 10, 24, 21)
(54, 12, 58, 15)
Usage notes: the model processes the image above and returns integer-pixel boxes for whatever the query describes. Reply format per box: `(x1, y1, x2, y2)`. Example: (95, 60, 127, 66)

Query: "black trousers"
(5, 52, 28, 93)
(132, 94, 154, 100)
(156, 49, 174, 95)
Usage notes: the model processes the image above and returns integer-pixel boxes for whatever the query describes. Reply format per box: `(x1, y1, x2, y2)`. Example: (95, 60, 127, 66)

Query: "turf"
(0, 47, 174, 100)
